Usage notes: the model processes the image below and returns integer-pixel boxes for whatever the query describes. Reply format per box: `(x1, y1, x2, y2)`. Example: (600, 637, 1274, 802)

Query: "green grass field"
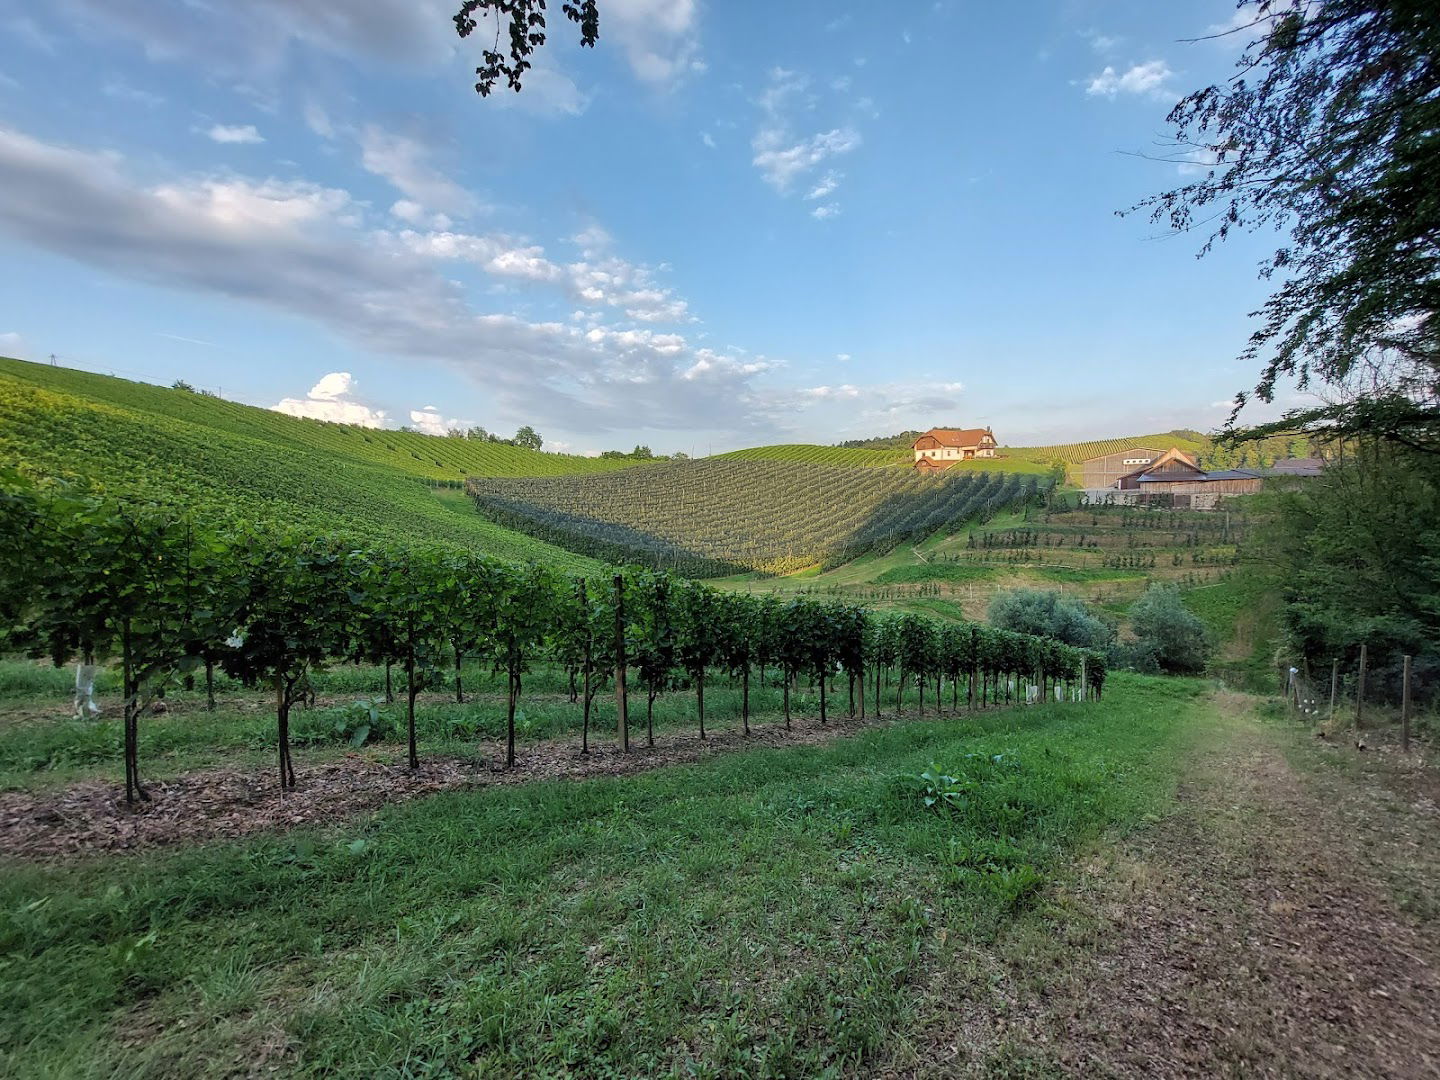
(0, 674, 1206, 1077)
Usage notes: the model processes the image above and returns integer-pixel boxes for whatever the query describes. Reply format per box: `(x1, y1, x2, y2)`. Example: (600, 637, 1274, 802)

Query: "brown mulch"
(0, 709, 894, 861)
(905, 692, 1440, 1079)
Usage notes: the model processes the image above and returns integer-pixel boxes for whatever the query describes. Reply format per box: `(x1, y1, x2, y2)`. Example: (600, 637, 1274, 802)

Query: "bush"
(1127, 584, 1208, 675)
(988, 588, 1112, 649)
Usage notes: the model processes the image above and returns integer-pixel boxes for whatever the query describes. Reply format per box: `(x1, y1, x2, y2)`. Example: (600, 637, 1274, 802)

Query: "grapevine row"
(467, 462, 1045, 575)
(0, 477, 1104, 805)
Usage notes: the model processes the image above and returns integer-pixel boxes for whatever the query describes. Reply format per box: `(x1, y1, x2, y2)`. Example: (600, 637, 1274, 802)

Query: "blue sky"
(0, 0, 1296, 454)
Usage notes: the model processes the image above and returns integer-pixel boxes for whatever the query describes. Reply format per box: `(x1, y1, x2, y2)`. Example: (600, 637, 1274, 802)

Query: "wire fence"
(1284, 644, 1427, 752)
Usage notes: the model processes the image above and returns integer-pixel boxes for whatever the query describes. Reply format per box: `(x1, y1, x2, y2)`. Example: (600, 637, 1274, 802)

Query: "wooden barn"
(1080, 447, 1164, 489)
(912, 427, 997, 471)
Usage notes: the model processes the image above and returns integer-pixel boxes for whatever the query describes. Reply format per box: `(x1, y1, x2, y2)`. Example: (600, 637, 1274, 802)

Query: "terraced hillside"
(467, 461, 1044, 575)
(717, 431, 1214, 475)
(0, 358, 615, 569)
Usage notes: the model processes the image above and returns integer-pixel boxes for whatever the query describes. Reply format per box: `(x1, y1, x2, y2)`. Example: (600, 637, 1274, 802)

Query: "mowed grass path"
(0, 675, 1208, 1078)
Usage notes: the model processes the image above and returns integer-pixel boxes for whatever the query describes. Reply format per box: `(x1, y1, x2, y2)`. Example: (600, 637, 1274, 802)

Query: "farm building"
(1081, 447, 1325, 509)
(1080, 447, 1165, 489)
(912, 427, 997, 471)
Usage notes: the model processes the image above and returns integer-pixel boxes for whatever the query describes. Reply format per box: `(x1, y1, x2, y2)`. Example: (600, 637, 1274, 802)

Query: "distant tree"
(513, 425, 543, 450)
(465, 425, 490, 441)
(446, 428, 465, 438)
(453, 0, 599, 97)
(171, 379, 195, 392)
(1138, 0, 1440, 450)
(1127, 584, 1208, 675)
(672, 451, 690, 461)
(632, 444, 653, 459)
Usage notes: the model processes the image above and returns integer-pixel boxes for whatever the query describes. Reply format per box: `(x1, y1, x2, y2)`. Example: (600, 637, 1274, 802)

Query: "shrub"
(988, 588, 1112, 649)
(1127, 584, 1208, 674)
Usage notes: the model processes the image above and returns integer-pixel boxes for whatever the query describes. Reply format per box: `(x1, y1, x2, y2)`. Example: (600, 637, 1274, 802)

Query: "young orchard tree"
(355, 546, 446, 769)
(831, 603, 870, 720)
(715, 592, 758, 736)
(674, 579, 723, 739)
(430, 552, 500, 706)
(776, 598, 820, 728)
(491, 563, 559, 767)
(554, 574, 612, 754)
(627, 569, 674, 747)
(868, 614, 902, 719)
(31, 495, 215, 804)
(225, 530, 354, 790)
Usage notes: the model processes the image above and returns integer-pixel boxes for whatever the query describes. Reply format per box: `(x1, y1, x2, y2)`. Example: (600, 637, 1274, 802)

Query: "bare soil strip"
(0, 707, 897, 860)
(889, 692, 1440, 1078)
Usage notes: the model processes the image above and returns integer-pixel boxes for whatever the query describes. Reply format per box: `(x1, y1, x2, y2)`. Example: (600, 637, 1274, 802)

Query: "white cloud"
(273, 372, 389, 427)
(803, 384, 859, 399)
(753, 128, 860, 193)
(604, 0, 703, 85)
(0, 331, 27, 359)
(1085, 60, 1175, 99)
(206, 124, 264, 144)
(836, 353, 851, 362)
(396, 226, 689, 322)
(408, 405, 468, 435)
(810, 204, 840, 220)
(360, 125, 478, 219)
(390, 199, 452, 230)
(805, 171, 841, 200)
(0, 125, 772, 439)
(52, 0, 458, 76)
(701, 131, 716, 149)
(752, 68, 862, 201)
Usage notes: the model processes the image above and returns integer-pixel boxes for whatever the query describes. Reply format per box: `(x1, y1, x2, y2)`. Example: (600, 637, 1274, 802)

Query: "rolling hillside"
(0, 357, 618, 570)
(467, 462, 1045, 575)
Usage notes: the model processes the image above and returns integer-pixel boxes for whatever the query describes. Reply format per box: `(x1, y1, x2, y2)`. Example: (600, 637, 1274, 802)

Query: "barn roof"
(1137, 467, 1261, 483)
(914, 427, 993, 448)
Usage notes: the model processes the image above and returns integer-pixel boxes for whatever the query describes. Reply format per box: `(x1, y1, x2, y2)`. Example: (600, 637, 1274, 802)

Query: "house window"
(1122, 457, 1152, 465)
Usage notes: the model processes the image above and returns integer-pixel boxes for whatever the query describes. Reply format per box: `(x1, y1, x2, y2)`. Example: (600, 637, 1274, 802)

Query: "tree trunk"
(697, 670, 706, 740)
(613, 575, 629, 752)
(205, 655, 216, 712)
(648, 689, 656, 747)
(742, 666, 750, 735)
(384, 660, 394, 704)
(783, 677, 791, 729)
(454, 645, 465, 704)
(505, 668, 518, 768)
(120, 621, 148, 805)
(875, 665, 881, 718)
(275, 677, 296, 791)
(819, 669, 827, 724)
(897, 673, 905, 717)
(918, 673, 924, 717)
(582, 664, 592, 756)
(406, 644, 419, 769)
(858, 669, 865, 720)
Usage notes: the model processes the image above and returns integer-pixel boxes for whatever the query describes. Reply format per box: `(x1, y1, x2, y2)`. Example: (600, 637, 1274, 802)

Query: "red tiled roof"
(913, 427, 993, 449)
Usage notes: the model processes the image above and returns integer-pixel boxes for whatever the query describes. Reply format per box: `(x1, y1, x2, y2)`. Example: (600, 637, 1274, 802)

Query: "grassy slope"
(0, 358, 620, 570)
(0, 674, 1207, 1077)
(0, 358, 640, 482)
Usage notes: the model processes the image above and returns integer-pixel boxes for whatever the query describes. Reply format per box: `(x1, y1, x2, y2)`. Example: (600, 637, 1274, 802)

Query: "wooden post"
(1328, 658, 1339, 726)
(1401, 654, 1412, 754)
(1354, 643, 1367, 730)
(613, 574, 629, 752)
